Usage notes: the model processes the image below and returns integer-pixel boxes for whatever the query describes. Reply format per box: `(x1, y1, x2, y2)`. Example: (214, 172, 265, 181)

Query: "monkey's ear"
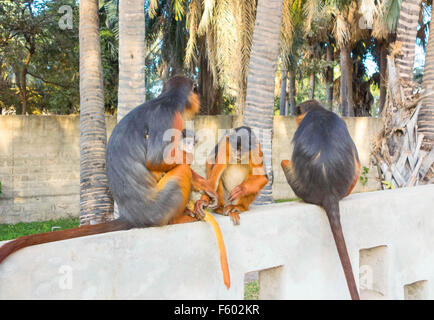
(296, 114, 306, 126)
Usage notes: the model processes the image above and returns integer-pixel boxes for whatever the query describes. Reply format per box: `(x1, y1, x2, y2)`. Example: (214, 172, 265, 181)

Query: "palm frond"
(173, 0, 186, 21)
(184, 0, 201, 68)
(198, 0, 216, 35)
(149, 0, 159, 18)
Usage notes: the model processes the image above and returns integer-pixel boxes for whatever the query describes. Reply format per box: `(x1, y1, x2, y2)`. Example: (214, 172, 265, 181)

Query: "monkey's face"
(183, 83, 200, 120)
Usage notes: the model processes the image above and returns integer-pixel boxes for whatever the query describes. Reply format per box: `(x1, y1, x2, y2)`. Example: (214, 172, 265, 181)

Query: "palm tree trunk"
(309, 72, 315, 100)
(198, 38, 222, 115)
(340, 45, 354, 116)
(279, 71, 287, 115)
(113, 0, 146, 219)
(243, 0, 284, 204)
(326, 43, 333, 110)
(288, 69, 296, 115)
(79, 0, 113, 225)
(419, 18, 434, 149)
(395, 0, 422, 98)
(117, 0, 146, 121)
(379, 40, 388, 114)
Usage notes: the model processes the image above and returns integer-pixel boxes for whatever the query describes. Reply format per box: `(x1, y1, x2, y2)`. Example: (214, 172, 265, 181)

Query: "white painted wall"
(0, 185, 433, 300)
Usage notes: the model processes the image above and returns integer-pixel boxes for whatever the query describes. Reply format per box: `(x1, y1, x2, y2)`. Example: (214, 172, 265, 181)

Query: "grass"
(274, 198, 300, 203)
(244, 280, 259, 300)
(0, 217, 79, 241)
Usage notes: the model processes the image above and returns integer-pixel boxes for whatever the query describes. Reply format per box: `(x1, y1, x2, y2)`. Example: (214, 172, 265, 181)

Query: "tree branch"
(26, 70, 71, 89)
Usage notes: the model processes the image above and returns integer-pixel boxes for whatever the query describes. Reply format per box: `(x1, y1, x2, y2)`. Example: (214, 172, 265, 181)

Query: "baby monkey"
(176, 128, 231, 289)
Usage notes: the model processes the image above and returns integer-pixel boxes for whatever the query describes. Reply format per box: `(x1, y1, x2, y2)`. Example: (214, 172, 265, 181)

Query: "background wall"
(0, 115, 382, 224)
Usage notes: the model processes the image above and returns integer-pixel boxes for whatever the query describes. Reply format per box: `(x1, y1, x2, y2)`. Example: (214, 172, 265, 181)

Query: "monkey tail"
(322, 196, 360, 300)
(203, 211, 230, 289)
(0, 219, 132, 264)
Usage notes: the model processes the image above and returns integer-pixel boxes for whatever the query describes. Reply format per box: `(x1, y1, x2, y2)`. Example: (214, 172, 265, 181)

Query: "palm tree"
(334, 3, 362, 117)
(419, 14, 434, 150)
(394, 0, 422, 99)
(287, 68, 297, 114)
(372, 0, 434, 188)
(280, 0, 304, 115)
(243, 0, 284, 204)
(117, 0, 146, 121)
(79, 0, 113, 225)
(279, 70, 288, 115)
(185, 0, 256, 116)
(368, 0, 405, 113)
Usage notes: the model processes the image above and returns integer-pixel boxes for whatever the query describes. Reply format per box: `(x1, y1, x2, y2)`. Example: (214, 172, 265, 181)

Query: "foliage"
(0, 0, 428, 119)
(0, 0, 80, 114)
(244, 280, 259, 300)
(359, 166, 370, 186)
(0, 218, 79, 241)
(381, 180, 395, 189)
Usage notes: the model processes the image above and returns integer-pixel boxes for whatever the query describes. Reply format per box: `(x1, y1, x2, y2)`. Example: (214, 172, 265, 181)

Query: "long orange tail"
(0, 219, 132, 264)
(203, 211, 230, 289)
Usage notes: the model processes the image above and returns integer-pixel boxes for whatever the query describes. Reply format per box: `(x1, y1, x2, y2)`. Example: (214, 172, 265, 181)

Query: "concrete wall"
(0, 116, 116, 224)
(0, 185, 433, 299)
(0, 115, 382, 224)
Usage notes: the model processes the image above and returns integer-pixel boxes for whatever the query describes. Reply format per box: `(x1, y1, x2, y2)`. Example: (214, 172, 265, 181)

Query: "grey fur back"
(106, 93, 188, 227)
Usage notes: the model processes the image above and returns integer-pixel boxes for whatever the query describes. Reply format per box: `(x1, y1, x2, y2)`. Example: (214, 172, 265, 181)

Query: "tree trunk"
(17, 50, 33, 115)
(419, 18, 434, 150)
(288, 69, 296, 115)
(19, 69, 27, 115)
(340, 46, 354, 116)
(309, 73, 315, 100)
(79, 0, 113, 225)
(395, 0, 422, 99)
(243, 0, 283, 204)
(279, 71, 287, 115)
(379, 40, 388, 114)
(113, 0, 146, 219)
(198, 38, 222, 115)
(326, 43, 334, 110)
(117, 0, 146, 122)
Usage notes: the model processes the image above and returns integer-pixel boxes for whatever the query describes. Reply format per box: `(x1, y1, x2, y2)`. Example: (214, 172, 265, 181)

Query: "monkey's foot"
(223, 205, 241, 225)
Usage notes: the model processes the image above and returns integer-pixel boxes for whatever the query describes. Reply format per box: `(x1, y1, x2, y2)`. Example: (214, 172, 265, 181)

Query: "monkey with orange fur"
(0, 76, 219, 265)
(200, 127, 268, 225)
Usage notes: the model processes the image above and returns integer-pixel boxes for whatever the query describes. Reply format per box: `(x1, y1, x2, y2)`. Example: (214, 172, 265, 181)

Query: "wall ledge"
(1, 185, 433, 299)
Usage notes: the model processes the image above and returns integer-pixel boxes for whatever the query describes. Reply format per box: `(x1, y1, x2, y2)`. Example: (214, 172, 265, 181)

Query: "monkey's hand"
(228, 184, 246, 202)
(205, 189, 219, 209)
(199, 191, 219, 210)
(193, 199, 208, 220)
(191, 170, 219, 209)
